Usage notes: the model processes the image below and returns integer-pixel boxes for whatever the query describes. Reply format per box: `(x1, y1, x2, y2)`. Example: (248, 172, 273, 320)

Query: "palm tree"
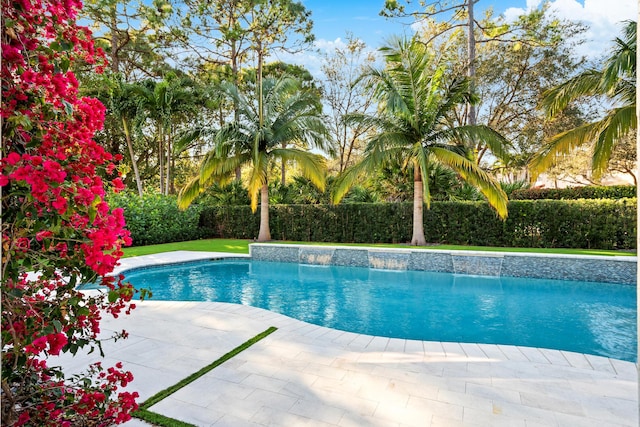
(531, 20, 636, 180)
(178, 76, 328, 241)
(332, 36, 509, 246)
(108, 78, 145, 197)
(136, 74, 198, 195)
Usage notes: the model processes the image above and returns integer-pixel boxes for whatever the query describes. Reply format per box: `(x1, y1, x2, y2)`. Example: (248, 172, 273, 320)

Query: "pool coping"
(249, 243, 638, 285)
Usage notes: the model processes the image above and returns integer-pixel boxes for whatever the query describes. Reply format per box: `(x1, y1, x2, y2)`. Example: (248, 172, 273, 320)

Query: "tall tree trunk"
(122, 116, 143, 197)
(411, 167, 427, 246)
(110, 6, 119, 73)
(232, 36, 243, 183)
(281, 143, 286, 185)
(257, 41, 264, 128)
(158, 123, 164, 193)
(467, 0, 476, 128)
(165, 123, 171, 195)
(257, 183, 271, 241)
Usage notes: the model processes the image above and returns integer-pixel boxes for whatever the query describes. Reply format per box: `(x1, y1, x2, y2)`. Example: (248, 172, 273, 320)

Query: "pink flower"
(52, 196, 67, 214)
(25, 336, 48, 354)
(2, 44, 23, 63)
(46, 333, 67, 355)
(6, 152, 21, 165)
(35, 230, 53, 241)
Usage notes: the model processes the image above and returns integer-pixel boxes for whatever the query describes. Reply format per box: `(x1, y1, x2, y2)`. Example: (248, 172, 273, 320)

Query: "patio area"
(55, 252, 638, 427)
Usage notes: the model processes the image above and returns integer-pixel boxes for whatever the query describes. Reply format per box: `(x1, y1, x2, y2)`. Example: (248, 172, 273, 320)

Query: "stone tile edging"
(249, 244, 637, 285)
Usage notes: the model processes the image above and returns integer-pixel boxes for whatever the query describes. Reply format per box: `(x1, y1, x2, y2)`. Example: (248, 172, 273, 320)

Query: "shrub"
(108, 192, 206, 246)
(510, 185, 636, 200)
(200, 199, 636, 250)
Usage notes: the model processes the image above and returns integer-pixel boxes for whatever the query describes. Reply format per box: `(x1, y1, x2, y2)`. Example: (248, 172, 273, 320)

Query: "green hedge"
(510, 185, 636, 200)
(200, 199, 637, 250)
(108, 192, 206, 246)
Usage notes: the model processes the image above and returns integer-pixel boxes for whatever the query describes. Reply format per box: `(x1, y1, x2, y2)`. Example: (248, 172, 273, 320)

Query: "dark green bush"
(510, 185, 636, 200)
(108, 192, 206, 246)
(200, 199, 636, 250)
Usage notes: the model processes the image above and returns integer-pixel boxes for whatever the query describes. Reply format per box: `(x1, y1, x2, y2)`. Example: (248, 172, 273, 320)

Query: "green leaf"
(88, 195, 101, 223)
(62, 100, 74, 116)
(108, 290, 119, 303)
(60, 57, 70, 73)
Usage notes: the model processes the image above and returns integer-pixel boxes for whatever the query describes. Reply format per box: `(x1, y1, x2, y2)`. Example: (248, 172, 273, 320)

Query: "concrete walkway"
(56, 252, 637, 427)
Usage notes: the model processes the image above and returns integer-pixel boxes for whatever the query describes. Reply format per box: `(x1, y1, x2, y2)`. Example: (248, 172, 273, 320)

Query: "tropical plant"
(531, 20, 637, 180)
(135, 73, 201, 195)
(108, 75, 145, 196)
(1, 0, 140, 423)
(178, 76, 328, 241)
(332, 36, 509, 245)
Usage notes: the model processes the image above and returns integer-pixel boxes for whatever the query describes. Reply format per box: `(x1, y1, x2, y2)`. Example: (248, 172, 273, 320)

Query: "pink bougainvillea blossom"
(1, 0, 139, 423)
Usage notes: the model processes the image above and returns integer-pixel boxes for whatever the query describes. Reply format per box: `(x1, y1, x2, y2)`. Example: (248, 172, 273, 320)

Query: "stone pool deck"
(56, 251, 638, 427)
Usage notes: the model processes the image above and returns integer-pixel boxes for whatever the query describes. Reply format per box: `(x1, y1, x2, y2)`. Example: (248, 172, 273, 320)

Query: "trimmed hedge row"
(108, 192, 206, 246)
(510, 185, 636, 200)
(200, 199, 637, 250)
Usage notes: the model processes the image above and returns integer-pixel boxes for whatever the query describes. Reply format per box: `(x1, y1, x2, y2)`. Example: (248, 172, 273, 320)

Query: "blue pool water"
(114, 259, 637, 362)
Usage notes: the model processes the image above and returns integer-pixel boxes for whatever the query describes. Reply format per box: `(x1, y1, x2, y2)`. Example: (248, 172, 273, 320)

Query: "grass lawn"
(122, 238, 636, 257)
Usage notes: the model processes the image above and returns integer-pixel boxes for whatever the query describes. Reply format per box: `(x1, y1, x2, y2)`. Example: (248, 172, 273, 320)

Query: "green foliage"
(195, 181, 251, 206)
(200, 199, 636, 250)
(510, 185, 636, 200)
(532, 21, 636, 180)
(108, 192, 205, 246)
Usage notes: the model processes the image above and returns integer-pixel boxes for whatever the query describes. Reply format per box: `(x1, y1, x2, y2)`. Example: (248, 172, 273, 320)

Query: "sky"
(274, 0, 637, 76)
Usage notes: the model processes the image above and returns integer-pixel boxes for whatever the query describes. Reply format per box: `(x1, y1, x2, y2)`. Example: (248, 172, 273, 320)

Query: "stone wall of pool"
(249, 243, 637, 285)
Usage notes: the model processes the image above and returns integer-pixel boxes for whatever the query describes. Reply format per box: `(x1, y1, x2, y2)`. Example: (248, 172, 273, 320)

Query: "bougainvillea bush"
(1, 0, 141, 424)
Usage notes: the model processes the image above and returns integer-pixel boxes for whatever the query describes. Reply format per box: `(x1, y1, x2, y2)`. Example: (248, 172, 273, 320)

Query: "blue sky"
(302, 0, 522, 47)
(278, 0, 636, 76)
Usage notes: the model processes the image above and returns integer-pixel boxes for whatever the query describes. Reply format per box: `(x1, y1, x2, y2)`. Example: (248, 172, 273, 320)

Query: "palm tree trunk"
(158, 126, 164, 193)
(281, 142, 286, 185)
(411, 167, 427, 246)
(122, 116, 143, 197)
(257, 183, 271, 241)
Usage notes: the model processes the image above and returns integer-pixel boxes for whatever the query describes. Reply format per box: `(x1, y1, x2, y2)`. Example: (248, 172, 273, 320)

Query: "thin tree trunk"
(281, 142, 286, 185)
(122, 116, 143, 197)
(158, 123, 164, 193)
(165, 123, 171, 195)
(110, 7, 119, 73)
(257, 41, 264, 128)
(257, 183, 271, 241)
(232, 37, 243, 183)
(411, 167, 427, 246)
(467, 0, 476, 128)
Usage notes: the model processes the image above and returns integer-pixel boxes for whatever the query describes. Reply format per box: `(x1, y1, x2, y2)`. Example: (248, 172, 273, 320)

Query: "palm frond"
(592, 104, 637, 177)
(271, 148, 327, 191)
(528, 122, 602, 181)
(174, 127, 215, 155)
(430, 147, 508, 219)
(176, 175, 212, 210)
(439, 125, 511, 162)
(539, 69, 604, 118)
(603, 21, 636, 89)
(332, 155, 382, 204)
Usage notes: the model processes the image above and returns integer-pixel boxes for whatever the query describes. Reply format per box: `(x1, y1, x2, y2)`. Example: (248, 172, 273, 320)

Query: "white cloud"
(313, 37, 348, 53)
(504, 0, 637, 60)
(270, 37, 379, 79)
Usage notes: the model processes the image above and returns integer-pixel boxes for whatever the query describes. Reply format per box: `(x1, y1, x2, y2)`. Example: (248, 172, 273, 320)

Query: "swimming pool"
(109, 258, 637, 362)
